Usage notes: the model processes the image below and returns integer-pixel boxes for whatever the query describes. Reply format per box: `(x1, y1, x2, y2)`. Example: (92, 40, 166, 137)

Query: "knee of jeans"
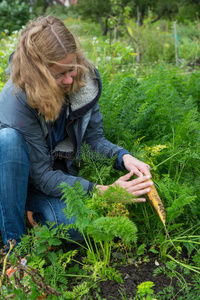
(57, 215, 84, 241)
(51, 213, 77, 226)
(0, 128, 29, 161)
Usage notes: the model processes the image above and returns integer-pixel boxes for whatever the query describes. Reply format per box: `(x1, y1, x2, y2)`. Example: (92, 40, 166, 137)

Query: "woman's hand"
(96, 170, 153, 203)
(112, 170, 153, 202)
(122, 154, 151, 177)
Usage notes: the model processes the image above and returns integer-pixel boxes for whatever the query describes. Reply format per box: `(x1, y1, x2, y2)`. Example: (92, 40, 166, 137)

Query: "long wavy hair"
(11, 15, 94, 121)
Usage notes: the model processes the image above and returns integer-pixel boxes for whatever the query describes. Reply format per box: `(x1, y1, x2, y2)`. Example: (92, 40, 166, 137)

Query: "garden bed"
(92, 256, 189, 299)
(0, 227, 197, 299)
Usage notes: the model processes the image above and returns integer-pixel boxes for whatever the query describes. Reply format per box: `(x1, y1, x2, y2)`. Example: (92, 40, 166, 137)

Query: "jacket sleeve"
(83, 102, 126, 169)
(0, 83, 94, 197)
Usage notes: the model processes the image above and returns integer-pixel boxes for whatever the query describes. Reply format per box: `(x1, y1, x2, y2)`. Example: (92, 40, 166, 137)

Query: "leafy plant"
(0, 224, 92, 299)
(79, 142, 118, 185)
(60, 181, 138, 282)
(0, 0, 29, 35)
(134, 281, 155, 300)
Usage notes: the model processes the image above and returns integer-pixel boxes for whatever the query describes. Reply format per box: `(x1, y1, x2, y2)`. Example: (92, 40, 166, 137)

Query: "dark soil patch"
(90, 254, 192, 300)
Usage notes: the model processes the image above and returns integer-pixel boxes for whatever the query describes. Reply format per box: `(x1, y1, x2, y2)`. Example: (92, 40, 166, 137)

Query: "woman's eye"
(54, 73, 63, 79)
(53, 67, 76, 79)
(69, 66, 76, 72)
(53, 74, 61, 79)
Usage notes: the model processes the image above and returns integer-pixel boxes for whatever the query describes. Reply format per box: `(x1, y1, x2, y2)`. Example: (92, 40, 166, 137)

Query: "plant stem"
(151, 149, 185, 171)
(0, 240, 16, 289)
(175, 159, 188, 183)
(167, 254, 200, 274)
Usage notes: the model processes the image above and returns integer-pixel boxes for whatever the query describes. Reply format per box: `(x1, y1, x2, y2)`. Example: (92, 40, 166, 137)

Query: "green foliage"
(1, 16, 200, 299)
(60, 180, 93, 232)
(79, 143, 118, 185)
(134, 281, 155, 300)
(155, 177, 198, 224)
(46, 4, 79, 21)
(2, 224, 92, 299)
(136, 243, 146, 256)
(63, 281, 91, 299)
(0, 66, 5, 92)
(87, 216, 137, 244)
(97, 64, 200, 262)
(76, 0, 112, 21)
(75, 0, 200, 33)
(0, 0, 29, 35)
(60, 181, 137, 280)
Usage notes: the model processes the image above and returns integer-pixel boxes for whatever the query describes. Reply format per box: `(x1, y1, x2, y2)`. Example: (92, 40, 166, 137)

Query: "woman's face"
(50, 53, 77, 92)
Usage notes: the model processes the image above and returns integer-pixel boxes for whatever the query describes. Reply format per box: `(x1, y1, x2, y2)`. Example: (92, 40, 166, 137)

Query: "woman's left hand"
(123, 154, 151, 177)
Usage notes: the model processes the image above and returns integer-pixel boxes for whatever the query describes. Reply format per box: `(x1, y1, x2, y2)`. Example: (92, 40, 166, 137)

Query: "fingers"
(130, 197, 147, 203)
(125, 176, 153, 199)
(128, 174, 152, 187)
(126, 179, 153, 204)
(141, 164, 151, 177)
(131, 181, 152, 193)
(131, 185, 152, 196)
(144, 163, 151, 173)
(129, 163, 151, 178)
(131, 166, 143, 177)
(113, 172, 154, 205)
(122, 196, 147, 204)
(117, 169, 134, 181)
(137, 163, 151, 177)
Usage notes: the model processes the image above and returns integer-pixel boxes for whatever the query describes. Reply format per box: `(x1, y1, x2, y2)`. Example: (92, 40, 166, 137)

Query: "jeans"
(0, 128, 82, 250)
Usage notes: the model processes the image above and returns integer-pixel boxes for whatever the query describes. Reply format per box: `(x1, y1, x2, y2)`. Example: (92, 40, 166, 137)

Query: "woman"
(0, 15, 153, 250)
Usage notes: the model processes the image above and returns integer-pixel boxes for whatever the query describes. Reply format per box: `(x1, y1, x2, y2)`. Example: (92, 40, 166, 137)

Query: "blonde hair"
(11, 15, 94, 121)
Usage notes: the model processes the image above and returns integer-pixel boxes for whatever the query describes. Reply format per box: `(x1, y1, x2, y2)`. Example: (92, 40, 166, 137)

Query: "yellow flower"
(1, 32, 6, 36)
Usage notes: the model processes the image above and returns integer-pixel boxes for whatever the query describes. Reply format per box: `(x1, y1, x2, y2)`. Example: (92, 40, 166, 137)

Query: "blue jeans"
(0, 128, 82, 249)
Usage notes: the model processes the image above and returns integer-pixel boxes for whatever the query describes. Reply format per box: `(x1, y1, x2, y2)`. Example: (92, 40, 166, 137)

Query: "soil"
(90, 252, 190, 300)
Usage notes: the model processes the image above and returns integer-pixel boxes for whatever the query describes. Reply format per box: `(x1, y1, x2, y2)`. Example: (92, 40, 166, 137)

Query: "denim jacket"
(0, 69, 129, 197)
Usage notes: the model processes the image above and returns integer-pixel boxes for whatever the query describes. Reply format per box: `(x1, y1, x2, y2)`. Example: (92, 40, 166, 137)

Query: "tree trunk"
(98, 16, 109, 36)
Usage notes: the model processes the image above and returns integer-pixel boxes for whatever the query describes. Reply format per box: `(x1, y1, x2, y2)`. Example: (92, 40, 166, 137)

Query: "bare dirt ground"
(90, 252, 192, 299)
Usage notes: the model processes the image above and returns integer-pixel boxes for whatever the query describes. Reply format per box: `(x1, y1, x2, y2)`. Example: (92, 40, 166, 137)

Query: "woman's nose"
(62, 73, 73, 85)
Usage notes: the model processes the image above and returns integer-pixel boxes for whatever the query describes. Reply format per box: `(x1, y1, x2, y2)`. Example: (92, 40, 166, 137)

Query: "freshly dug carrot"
(146, 179, 178, 251)
(146, 179, 166, 226)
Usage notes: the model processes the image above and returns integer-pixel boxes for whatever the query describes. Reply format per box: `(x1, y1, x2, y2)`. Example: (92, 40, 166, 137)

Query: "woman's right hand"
(96, 170, 153, 203)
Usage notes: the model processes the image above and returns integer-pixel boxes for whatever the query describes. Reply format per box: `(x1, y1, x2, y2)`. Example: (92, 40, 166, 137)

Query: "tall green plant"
(60, 181, 137, 281)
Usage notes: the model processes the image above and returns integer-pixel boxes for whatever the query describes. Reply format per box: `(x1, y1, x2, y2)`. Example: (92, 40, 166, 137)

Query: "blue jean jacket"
(0, 69, 130, 197)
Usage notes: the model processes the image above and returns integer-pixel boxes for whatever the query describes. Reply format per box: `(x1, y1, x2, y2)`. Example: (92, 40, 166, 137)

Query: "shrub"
(0, 0, 29, 35)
